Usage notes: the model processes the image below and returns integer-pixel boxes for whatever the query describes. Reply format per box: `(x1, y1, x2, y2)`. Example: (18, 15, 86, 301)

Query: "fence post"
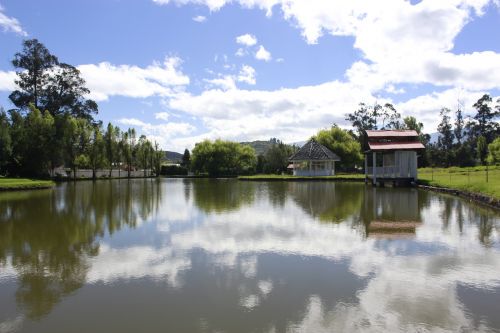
(486, 165, 489, 183)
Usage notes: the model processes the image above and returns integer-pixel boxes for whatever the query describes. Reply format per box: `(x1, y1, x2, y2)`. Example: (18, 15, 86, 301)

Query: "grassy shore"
(238, 174, 365, 181)
(0, 178, 55, 191)
(418, 166, 500, 200)
(239, 167, 500, 201)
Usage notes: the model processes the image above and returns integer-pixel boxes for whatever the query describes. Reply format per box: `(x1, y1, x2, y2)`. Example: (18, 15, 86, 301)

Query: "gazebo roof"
(289, 139, 340, 161)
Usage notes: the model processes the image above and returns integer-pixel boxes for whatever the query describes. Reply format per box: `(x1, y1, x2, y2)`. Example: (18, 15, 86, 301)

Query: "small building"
(364, 130, 425, 185)
(288, 139, 340, 176)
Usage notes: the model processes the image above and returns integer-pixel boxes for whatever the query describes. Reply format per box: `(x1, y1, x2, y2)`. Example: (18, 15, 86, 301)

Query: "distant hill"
(163, 151, 183, 162)
(241, 139, 304, 155)
(240, 140, 275, 155)
(291, 140, 306, 147)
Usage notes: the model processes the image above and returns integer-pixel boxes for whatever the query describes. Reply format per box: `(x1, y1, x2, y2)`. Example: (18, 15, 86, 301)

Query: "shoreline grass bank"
(238, 169, 500, 210)
(238, 174, 365, 181)
(0, 178, 55, 191)
(418, 166, 499, 200)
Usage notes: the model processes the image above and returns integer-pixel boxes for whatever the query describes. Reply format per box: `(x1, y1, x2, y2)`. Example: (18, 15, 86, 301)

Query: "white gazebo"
(288, 139, 340, 176)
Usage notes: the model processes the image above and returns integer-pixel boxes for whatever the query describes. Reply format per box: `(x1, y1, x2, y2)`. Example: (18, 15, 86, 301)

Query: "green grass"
(238, 173, 365, 181)
(240, 167, 500, 201)
(0, 178, 55, 190)
(418, 166, 500, 200)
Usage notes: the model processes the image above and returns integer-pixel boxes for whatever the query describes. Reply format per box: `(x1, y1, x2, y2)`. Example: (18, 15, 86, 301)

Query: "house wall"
(365, 150, 418, 180)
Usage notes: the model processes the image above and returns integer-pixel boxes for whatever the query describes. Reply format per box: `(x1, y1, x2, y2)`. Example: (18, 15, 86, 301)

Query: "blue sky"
(1, 0, 500, 151)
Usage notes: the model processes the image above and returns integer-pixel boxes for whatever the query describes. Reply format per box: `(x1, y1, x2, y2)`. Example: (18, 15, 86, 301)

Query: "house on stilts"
(364, 130, 425, 186)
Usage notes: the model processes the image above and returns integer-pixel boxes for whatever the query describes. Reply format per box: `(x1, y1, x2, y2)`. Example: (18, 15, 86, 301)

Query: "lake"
(0, 179, 499, 333)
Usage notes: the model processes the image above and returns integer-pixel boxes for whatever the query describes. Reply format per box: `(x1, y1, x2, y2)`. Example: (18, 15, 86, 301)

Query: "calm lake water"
(0, 179, 499, 333)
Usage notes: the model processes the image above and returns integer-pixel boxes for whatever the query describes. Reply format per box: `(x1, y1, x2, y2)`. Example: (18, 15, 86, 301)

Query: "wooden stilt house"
(364, 130, 425, 185)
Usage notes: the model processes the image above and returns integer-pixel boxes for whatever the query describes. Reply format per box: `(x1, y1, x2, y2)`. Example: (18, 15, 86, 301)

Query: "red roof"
(366, 130, 419, 138)
(368, 141, 425, 151)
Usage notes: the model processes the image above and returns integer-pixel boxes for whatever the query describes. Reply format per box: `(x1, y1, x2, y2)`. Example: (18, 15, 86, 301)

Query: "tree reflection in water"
(0, 179, 162, 319)
(192, 179, 256, 213)
(0, 179, 499, 332)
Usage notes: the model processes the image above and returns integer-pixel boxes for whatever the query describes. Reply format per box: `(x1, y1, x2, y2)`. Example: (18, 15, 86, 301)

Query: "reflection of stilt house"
(364, 130, 425, 185)
(288, 139, 340, 176)
(364, 187, 423, 239)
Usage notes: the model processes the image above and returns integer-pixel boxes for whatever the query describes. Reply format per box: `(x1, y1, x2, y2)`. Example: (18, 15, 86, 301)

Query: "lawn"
(239, 167, 500, 201)
(418, 166, 500, 200)
(0, 178, 55, 190)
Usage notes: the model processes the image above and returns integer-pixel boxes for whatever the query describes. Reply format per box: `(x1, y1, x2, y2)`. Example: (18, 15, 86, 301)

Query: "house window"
(294, 161, 308, 170)
(312, 161, 326, 170)
(383, 153, 395, 166)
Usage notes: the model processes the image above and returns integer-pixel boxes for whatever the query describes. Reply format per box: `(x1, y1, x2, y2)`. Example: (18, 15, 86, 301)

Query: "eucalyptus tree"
(153, 142, 162, 176)
(477, 136, 488, 165)
(21, 105, 55, 177)
(471, 94, 500, 144)
(42, 63, 98, 121)
(0, 109, 12, 175)
(104, 123, 120, 177)
(64, 116, 91, 180)
(88, 125, 106, 180)
(9, 39, 59, 111)
(346, 102, 403, 147)
(121, 131, 132, 178)
(182, 149, 191, 169)
(136, 135, 152, 177)
(9, 39, 98, 121)
(437, 108, 455, 166)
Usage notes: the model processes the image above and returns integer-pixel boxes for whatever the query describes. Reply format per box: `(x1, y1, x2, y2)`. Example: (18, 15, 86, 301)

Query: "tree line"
(0, 39, 162, 179)
(2, 39, 498, 179)
(345, 98, 500, 167)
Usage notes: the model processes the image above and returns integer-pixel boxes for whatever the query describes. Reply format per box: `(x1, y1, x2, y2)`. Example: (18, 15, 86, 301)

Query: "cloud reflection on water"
(0, 179, 499, 332)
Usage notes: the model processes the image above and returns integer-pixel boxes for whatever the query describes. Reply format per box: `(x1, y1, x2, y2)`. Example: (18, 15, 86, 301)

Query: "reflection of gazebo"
(288, 139, 340, 176)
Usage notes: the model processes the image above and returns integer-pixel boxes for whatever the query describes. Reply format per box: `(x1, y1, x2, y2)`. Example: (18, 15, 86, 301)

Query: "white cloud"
(203, 65, 257, 91)
(153, 0, 500, 92)
(255, 45, 271, 61)
(150, 0, 500, 144)
(192, 15, 207, 22)
(0, 70, 16, 91)
(396, 88, 494, 132)
(237, 65, 256, 85)
(78, 56, 190, 101)
(168, 80, 376, 145)
(204, 75, 237, 90)
(117, 117, 196, 150)
(153, 0, 278, 15)
(1, 57, 191, 102)
(236, 33, 257, 46)
(155, 112, 170, 121)
(0, 5, 27, 36)
(235, 48, 246, 57)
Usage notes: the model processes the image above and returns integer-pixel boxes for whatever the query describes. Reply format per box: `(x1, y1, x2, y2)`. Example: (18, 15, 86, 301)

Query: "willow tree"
(314, 125, 363, 171)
